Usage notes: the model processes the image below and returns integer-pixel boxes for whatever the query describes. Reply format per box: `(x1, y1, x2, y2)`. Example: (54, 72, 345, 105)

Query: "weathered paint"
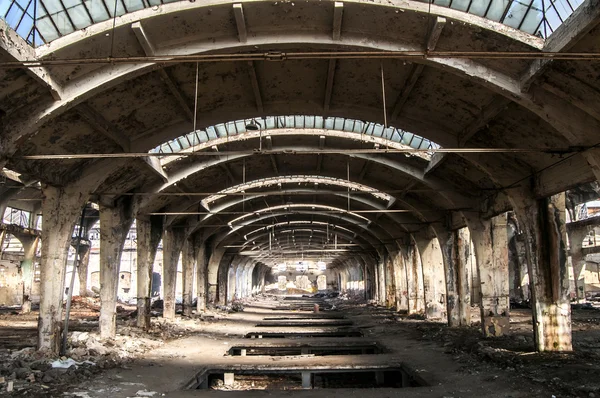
(99, 197, 134, 339)
(136, 216, 163, 329)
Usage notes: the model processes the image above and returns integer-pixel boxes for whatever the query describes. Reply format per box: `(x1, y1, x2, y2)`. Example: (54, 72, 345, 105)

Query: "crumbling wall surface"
(0, 260, 22, 306)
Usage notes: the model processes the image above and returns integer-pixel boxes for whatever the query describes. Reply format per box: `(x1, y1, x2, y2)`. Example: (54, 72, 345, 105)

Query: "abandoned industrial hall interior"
(4, 0, 600, 397)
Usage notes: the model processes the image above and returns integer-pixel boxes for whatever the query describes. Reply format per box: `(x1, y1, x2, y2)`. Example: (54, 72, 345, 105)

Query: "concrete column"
(207, 247, 225, 304)
(508, 213, 529, 301)
(77, 243, 90, 297)
(415, 234, 446, 320)
(182, 237, 196, 317)
(18, 234, 40, 314)
(568, 227, 588, 303)
(136, 216, 163, 329)
(377, 255, 386, 305)
(470, 214, 510, 337)
(228, 265, 237, 302)
(385, 250, 396, 307)
(38, 185, 88, 353)
(99, 198, 134, 339)
(439, 228, 471, 327)
(195, 237, 208, 312)
(218, 254, 233, 305)
(162, 227, 185, 320)
(514, 192, 572, 352)
(405, 243, 425, 314)
(392, 250, 408, 311)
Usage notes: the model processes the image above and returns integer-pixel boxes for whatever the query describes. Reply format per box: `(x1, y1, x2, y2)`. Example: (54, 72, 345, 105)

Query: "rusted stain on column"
(38, 184, 89, 354)
(136, 215, 163, 330)
(162, 226, 186, 320)
(515, 192, 572, 352)
(99, 196, 134, 339)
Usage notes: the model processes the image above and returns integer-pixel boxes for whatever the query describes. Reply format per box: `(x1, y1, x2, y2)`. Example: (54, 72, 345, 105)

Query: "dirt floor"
(0, 296, 599, 397)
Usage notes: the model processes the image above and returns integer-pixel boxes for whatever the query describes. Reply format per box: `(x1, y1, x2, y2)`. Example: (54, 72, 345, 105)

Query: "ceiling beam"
(76, 104, 131, 152)
(0, 18, 62, 100)
(270, 155, 279, 174)
(323, 59, 337, 114)
(247, 61, 264, 113)
(391, 16, 446, 120)
(233, 3, 247, 43)
(323, 2, 343, 113)
(540, 70, 600, 122)
(358, 161, 369, 180)
(132, 21, 194, 122)
(424, 152, 447, 176)
(520, 0, 600, 91)
(141, 156, 169, 183)
(333, 2, 344, 39)
(77, 103, 168, 182)
(457, 96, 511, 146)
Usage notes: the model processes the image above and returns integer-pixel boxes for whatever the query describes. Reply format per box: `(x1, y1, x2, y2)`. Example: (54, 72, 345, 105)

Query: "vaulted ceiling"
(1, 0, 600, 269)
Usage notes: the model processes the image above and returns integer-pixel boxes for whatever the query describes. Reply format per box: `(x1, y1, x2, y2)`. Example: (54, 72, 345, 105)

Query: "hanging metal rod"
(149, 209, 422, 216)
(3, 50, 600, 69)
(17, 146, 579, 160)
(95, 188, 478, 196)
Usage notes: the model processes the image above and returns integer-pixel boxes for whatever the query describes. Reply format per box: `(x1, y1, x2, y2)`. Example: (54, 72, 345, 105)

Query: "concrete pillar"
(218, 254, 233, 305)
(385, 251, 396, 307)
(415, 234, 446, 320)
(470, 214, 510, 337)
(568, 227, 588, 303)
(439, 228, 471, 327)
(377, 255, 386, 305)
(38, 185, 88, 353)
(195, 237, 208, 312)
(18, 234, 40, 314)
(392, 251, 408, 311)
(228, 265, 237, 302)
(99, 198, 134, 339)
(136, 216, 163, 330)
(77, 244, 90, 297)
(514, 192, 572, 351)
(508, 214, 529, 301)
(182, 237, 196, 316)
(162, 227, 185, 320)
(405, 243, 425, 314)
(207, 247, 225, 304)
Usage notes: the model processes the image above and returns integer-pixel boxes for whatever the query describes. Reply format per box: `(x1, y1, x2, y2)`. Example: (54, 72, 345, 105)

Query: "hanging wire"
(110, 0, 119, 58)
(380, 63, 389, 150)
(193, 62, 199, 153)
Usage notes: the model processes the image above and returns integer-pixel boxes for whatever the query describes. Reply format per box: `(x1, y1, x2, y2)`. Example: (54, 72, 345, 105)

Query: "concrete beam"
(520, 0, 600, 90)
(323, 59, 337, 113)
(540, 70, 600, 122)
(391, 17, 445, 120)
(333, 2, 344, 40)
(233, 3, 247, 43)
(424, 153, 446, 176)
(0, 18, 62, 100)
(140, 156, 168, 183)
(457, 96, 511, 147)
(269, 155, 279, 174)
(247, 61, 263, 113)
(76, 104, 131, 152)
(132, 22, 194, 122)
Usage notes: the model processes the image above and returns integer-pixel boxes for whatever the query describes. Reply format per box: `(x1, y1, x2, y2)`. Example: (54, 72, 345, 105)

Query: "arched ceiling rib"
(2, 0, 600, 273)
(1, 0, 576, 47)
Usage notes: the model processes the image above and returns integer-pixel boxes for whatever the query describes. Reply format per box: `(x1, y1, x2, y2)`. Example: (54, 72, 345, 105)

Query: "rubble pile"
(407, 321, 600, 398)
(0, 326, 164, 396)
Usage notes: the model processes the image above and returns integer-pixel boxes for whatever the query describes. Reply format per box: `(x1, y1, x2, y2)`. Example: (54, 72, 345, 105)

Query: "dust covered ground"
(0, 295, 598, 397)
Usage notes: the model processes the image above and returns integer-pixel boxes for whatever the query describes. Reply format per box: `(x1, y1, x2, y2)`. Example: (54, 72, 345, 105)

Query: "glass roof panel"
(0, 0, 586, 46)
(150, 115, 440, 164)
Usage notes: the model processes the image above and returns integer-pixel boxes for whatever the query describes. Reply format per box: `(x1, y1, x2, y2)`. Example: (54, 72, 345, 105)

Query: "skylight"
(0, 0, 583, 47)
(150, 116, 440, 162)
